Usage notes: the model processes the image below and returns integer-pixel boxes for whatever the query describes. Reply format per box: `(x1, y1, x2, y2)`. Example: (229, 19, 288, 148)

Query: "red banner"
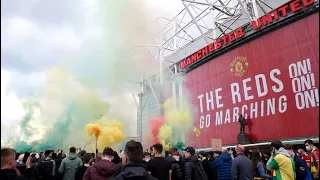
(185, 13, 319, 148)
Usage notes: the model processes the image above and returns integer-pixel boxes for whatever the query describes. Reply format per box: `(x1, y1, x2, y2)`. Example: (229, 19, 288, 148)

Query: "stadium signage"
(178, 0, 316, 71)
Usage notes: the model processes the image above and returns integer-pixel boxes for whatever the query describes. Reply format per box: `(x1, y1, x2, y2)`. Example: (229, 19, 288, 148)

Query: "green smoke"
(14, 141, 33, 153)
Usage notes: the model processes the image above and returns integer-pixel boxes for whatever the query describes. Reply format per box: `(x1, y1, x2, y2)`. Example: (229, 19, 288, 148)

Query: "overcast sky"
(1, 0, 185, 142)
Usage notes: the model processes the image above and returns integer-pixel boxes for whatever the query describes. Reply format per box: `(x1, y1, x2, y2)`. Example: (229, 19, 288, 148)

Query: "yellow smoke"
(85, 123, 101, 140)
(156, 98, 193, 150)
(163, 98, 192, 130)
(85, 116, 125, 152)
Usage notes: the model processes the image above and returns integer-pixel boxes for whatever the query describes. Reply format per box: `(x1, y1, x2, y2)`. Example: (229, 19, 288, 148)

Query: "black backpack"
(193, 161, 208, 180)
(36, 159, 54, 178)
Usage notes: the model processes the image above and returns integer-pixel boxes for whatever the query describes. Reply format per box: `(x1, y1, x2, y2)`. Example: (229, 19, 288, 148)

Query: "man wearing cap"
(184, 147, 208, 180)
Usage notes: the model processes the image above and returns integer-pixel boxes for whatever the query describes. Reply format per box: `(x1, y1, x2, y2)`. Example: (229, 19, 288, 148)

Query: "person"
(212, 147, 232, 180)
(113, 151, 121, 165)
(266, 140, 295, 180)
(34, 149, 56, 180)
(298, 146, 311, 169)
(170, 152, 183, 180)
(305, 139, 319, 179)
(147, 143, 172, 180)
(0, 148, 34, 180)
(284, 144, 312, 180)
(75, 153, 92, 180)
(199, 151, 214, 180)
(251, 149, 272, 180)
(232, 144, 254, 180)
(113, 140, 158, 180)
(184, 146, 208, 180)
(143, 152, 151, 162)
(83, 147, 118, 180)
(58, 147, 83, 180)
(95, 153, 102, 163)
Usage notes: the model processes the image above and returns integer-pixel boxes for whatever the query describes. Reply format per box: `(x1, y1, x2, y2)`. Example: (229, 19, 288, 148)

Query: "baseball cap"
(184, 147, 195, 155)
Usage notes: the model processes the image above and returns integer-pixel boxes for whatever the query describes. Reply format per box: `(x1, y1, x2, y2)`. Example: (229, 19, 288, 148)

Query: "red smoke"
(151, 118, 165, 143)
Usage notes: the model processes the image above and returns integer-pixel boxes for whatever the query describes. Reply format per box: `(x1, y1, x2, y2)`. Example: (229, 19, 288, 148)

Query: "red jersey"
(301, 152, 311, 168)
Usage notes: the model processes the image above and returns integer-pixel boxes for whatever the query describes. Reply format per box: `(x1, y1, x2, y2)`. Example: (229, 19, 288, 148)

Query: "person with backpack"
(58, 147, 82, 180)
(183, 147, 208, 180)
(34, 150, 56, 180)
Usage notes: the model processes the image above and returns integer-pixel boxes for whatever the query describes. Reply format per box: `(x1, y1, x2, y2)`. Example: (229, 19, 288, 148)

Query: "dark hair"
(143, 152, 150, 158)
(172, 151, 180, 156)
(91, 153, 95, 159)
(112, 151, 120, 164)
(165, 150, 169, 157)
(271, 140, 283, 150)
(79, 150, 86, 157)
(298, 146, 306, 151)
(199, 151, 207, 157)
(102, 147, 114, 157)
(69, 147, 76, 153)
(52, 153, 57, 160)
(304, 139, 314, 145)
(23, 152, 30, 164)
(251, 149, 263, 177)
(124, 140, 143, 163)
(1, 148, 16, 168)
(152, 143, 163, 154)
(83, 153, 92, 164)
(284, 144, 294, 151)
(169, 148, 177, 155)
(15, 153, 21, 160)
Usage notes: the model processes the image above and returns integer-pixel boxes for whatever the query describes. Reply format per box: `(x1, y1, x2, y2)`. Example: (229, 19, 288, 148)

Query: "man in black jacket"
(183, 147, 208, 180)
(0, 148, 34, 180)
(113, 140, 158, 180)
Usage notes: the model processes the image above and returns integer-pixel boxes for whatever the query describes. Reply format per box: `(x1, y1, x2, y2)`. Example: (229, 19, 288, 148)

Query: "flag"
(194, 127, 201, 137)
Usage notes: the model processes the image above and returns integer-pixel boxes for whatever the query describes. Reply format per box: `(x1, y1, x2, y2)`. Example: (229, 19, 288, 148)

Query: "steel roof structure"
(133, 0, 291, 144)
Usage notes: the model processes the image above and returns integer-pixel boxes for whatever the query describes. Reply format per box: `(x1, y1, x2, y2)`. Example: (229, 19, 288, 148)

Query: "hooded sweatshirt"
(212, 152, 232, 180)
(266, 147, 295, 180)
(83, 159, 118, 180)
(58, 153, 82, 180)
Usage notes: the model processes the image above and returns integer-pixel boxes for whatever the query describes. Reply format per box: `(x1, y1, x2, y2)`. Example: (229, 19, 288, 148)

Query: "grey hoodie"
(58, 153, 83, 180)
(266, 147, 291, 171)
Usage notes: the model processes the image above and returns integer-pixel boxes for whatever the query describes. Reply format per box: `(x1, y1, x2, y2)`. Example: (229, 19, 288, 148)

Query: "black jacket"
(112, 163, 158, 180)
(184, 155, 207, 180)
(0, 168, 34, 180)
(171, 160, 183, 180)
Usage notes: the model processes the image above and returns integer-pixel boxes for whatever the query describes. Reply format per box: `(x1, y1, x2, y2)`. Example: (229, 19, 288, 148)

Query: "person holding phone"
(266, 140, 295, 180)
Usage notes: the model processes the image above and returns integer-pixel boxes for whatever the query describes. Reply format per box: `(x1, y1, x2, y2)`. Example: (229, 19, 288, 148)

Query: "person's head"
(184, 147, 195, 158)
(45, 150, 53, 158)
(91, 153, 95, 159)
(298, 146, 306, 154)
(235, 144, 245, 154)
(151, 143, 163, 156)
(172, 151, 180, 161)
(102, 147, 114, 161)
(52, 153, 57, 160)
(271, 140, 283, 154)
(96, 153, 102, 162)
(1, 148, 16, 169)
(83, 153, 93, 164)
(18, 154, 24, 164)
(169, 148, 177, 155)
(122, 140, 143, 165)
(112, 151, 120, 164)
(143, 152, 151, 162)
(69, 147, 76, 154)
(304, 139, 314, 151)
(198, 151, 207, 159)
(284, 144, 295, 158)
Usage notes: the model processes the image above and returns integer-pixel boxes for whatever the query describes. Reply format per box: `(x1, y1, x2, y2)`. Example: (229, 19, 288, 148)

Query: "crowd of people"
(1, 139, 319, 180)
